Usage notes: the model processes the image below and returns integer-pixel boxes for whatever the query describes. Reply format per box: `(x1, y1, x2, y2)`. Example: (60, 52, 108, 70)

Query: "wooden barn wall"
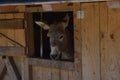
(0, 1, 120, 80)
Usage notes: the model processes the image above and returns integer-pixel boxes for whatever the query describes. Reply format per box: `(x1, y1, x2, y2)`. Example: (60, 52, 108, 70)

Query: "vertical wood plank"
(32, 66, 43, 80)
(108, 7, 120, 80)
(68, 71, 75, 80)
(25, 13, 34, 56)
(51, 68, 60, 80)
(99, 2, 109, 80)
(61, 70, 69, 80)
(21, 57, 30, 80)
(73, 3, 82, 80)
(101, 4, 120, 80)
(42, 67, 52, 80)
(81, 2, 100, 80)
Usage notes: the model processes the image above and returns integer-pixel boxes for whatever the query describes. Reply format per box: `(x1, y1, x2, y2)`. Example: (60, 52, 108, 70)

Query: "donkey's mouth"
(50, 46, 61, 60)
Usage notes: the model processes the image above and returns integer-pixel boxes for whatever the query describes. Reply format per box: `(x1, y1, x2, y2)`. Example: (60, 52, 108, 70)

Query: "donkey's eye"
(59, 35, 63, 39)
(59, 35, 64, 41)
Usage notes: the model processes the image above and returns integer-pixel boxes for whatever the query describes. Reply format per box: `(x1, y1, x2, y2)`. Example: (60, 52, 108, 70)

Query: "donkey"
(35, 14, 74, 61)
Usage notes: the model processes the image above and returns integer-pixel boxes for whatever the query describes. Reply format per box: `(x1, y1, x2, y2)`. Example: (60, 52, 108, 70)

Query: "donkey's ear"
(35, 21, 50, 30)
(63, 14, 69, 28)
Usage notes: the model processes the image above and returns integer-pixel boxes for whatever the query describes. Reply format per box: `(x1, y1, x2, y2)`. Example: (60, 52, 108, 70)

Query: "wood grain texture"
(42, 67, 52, 80)
(61, 70, 69, 80)
(32, 66, 43, 80)
(4, 57, 21, 80)
(99, 2, 108, 80)
(73, 3, 82, 80)
(0, 47, 25, 56)
(0, 19, 24, 29)
(29, 58, 74, 70)
(0, 6, 25, 13)
(26, 3, 73, 12)
(0, 13, 24, 19)
(25, 13, 34, 57)
(21, 57, 30, 80)
(51, 68, 60, 80)
(81, 2, 100, 80)
(14, 29, 26, 47)
(0, 30, 8, 46)
(100, 2, 120, 80)
(0, 60, 6, 80)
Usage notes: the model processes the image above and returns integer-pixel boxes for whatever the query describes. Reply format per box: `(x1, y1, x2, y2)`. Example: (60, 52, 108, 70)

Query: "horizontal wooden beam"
(26, 3, 73, 12)
(0, 46, 25, 56)
(0, 19, 24, 29)
(0, 0, 106, 6)
(0, 13, 24, 19)
(0, 6, 25, 13)
(29, 58, 75, 70)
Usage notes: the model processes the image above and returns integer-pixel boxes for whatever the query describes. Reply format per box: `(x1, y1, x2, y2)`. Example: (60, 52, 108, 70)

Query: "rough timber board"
(0, 13, 24, 19)
(81, 2, 100, 80)
(0, 0, 106, 5)
(0, 19, 24, 29)
(0, 47, 25, 56)
(26, 3, 73, 12)
(29, 58, 74, 70)
(107, 0, 120, 8)
(100, 2, 120, 80)
(0, 30, 25, 47)
(0, 6, 25, 13)
(99, 2, 108, 80)
(73, 3, 82, 80)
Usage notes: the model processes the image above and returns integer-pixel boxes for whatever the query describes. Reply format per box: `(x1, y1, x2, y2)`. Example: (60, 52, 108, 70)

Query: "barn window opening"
(32, 12, 74, 62)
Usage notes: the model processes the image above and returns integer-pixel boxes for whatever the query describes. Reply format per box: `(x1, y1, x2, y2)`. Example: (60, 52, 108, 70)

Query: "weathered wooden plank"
(0, 60, 7, 80)
(21, 57, 30, 80)
(26, 5, 43, 12)
(81, 2, 100, 80)
(0, 30, 8, 46)
(0, 19, 24, 29)
(51, 68, 60, 80)
(7, 29, 15, 46)
(26, 3, 73, 12)
(0, 32, 24, 47)
(61, 70, 69, 80)
(29, 58, 74, 70)
(100, 3, 120, 80)
(50, 3, 73, 12)
(25, 13, 34, 57)
(0, 46, 25, 56)
(99, 2, 109, 80)
(68, 71, 75, 80)
(4, 57, 21, 80)
(14, 29, 26, 47)
(13, 13, 24, 19)
(0, 6, 25, 13)
(42, 67, 52, 80)
(107, 0, 120, 8)
(32, 66, 43, 80)
(73, 3, 82, 80)
(0, 13, 24, 19)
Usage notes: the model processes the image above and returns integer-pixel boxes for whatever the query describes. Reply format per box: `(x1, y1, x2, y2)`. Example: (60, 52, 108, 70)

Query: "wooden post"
(25, 13, 34, 57)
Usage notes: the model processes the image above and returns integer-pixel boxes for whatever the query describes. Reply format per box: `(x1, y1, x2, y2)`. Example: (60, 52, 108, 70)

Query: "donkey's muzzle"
(50, 54, 58, 60)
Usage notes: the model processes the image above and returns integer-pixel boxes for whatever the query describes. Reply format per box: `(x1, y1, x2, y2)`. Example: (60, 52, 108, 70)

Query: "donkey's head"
(35, 14, 72, 60)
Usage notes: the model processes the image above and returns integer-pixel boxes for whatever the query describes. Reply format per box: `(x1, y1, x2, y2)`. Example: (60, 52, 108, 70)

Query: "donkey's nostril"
(50, 54, 57, 60)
